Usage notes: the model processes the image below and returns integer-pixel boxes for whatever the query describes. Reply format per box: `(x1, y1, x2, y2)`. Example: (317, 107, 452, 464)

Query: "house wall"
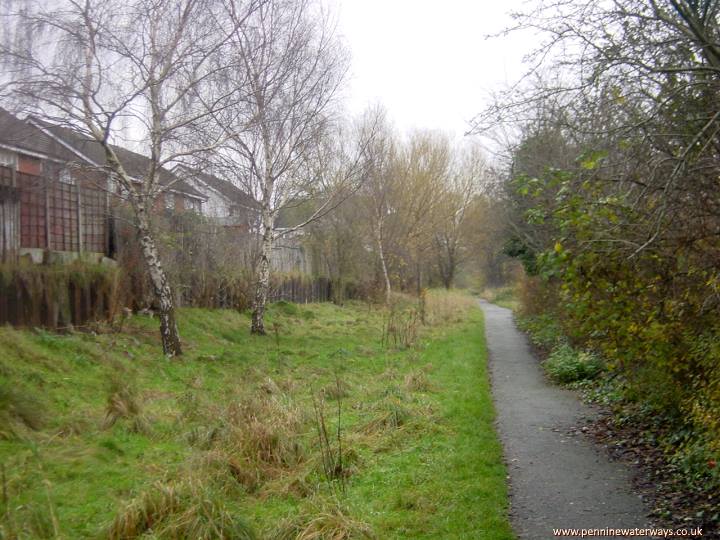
(184, 177, 230, 219)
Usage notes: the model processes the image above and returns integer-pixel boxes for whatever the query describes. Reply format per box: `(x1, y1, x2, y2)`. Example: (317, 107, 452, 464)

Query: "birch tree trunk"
(136, 207, 182, 356)
(251, 209, 273, 335)
(374, 220, 392, 304)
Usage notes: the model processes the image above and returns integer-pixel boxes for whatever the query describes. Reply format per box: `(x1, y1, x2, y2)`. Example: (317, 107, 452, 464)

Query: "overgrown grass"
(0, 293, 512, 539)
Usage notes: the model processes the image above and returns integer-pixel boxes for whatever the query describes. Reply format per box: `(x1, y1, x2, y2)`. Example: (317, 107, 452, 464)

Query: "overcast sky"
(333, 0, 531, 139)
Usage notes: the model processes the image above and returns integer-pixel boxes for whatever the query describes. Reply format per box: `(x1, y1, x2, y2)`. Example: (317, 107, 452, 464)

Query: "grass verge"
(0, 292, 512, 539)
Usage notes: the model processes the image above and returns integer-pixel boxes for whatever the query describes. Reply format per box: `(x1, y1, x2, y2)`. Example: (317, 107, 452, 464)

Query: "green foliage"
(516, 314, 565, 350)
(508, 161, 720, 502)
(543, 345, 603, 384)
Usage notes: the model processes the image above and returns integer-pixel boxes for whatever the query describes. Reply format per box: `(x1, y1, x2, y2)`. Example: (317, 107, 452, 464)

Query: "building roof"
(0, 108, 205, 200)
(0, 108, 70, 161)
(29, 117, 206, 200)
(173, 165, 258, 209)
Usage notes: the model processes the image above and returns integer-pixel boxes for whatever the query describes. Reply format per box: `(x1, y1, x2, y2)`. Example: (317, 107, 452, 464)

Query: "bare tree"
(359, 108, 400, 304)
(433, 144, 485, 289)
(0, 0, 251, 355)
(472, 0, 720, 257)
(213, 0, 352, 334)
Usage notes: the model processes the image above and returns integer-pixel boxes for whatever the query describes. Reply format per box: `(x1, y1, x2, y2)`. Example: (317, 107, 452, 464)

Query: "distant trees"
(307, 117, 493, 300)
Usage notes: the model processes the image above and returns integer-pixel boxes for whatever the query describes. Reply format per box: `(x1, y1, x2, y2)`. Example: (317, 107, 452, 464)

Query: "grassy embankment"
(0, 291, 513, 539)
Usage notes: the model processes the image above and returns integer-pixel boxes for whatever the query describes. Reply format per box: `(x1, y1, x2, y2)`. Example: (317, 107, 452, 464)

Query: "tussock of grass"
(0, 381, 45, 438)
(106, 479, 257, 540)
(103, 373, 150, 433)
(187, 392, 307, 494)
(272, 497, 375, 540)
(322, 379, 351, 400)
(362, 399, 411, 434)
(403, 368, 432, 392)
(224, 395, 306, 468)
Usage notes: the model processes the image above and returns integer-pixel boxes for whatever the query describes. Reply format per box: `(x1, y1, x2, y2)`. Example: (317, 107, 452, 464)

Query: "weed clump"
(106, 479, 257, 540)
(272, 497, 375, 540)
(0, 382, 45, 438)
(543, 344, 604, 384)
(103, 373, 150, 433)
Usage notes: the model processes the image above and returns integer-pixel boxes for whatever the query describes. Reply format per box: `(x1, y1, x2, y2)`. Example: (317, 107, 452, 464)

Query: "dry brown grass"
(102, 374, 150, 433)
(424, 289, 477, 325)
(106, 478, 257, 540)
(403, 368, 432, 392)
(271, 497, 375, 540)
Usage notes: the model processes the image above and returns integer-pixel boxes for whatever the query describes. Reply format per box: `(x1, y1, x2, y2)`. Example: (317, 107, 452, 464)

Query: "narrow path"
(480, 301, 649, 539)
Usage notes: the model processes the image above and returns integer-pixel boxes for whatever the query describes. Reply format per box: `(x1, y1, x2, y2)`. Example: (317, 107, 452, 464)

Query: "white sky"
(333, 0, 532, 139)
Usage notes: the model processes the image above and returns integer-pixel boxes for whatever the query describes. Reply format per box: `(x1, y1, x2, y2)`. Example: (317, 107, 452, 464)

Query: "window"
(0, 150, 16, 169)
(165, 193, 174, 210)
(59, 168, 75, 185)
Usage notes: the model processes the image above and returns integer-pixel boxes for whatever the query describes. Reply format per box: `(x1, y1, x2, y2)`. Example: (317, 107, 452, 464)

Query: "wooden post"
(44, 178, 51, 250)
(76, 182, 83, 252)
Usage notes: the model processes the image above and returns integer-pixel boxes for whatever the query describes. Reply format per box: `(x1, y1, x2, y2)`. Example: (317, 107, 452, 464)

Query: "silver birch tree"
(0, 0, 253, 355)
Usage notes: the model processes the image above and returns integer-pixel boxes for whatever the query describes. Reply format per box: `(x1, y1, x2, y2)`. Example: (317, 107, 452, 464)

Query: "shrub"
(516, 314, 565, 351)
(543, 344, 603, 384)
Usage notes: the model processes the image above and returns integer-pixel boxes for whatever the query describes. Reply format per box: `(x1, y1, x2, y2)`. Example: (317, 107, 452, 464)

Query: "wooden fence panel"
(19, 174, 47, 249)
(0, 186, 19, 263)
(48, 181, 79, 251)
(0, 165, 109, 256)
(81, 184, 107, 253)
